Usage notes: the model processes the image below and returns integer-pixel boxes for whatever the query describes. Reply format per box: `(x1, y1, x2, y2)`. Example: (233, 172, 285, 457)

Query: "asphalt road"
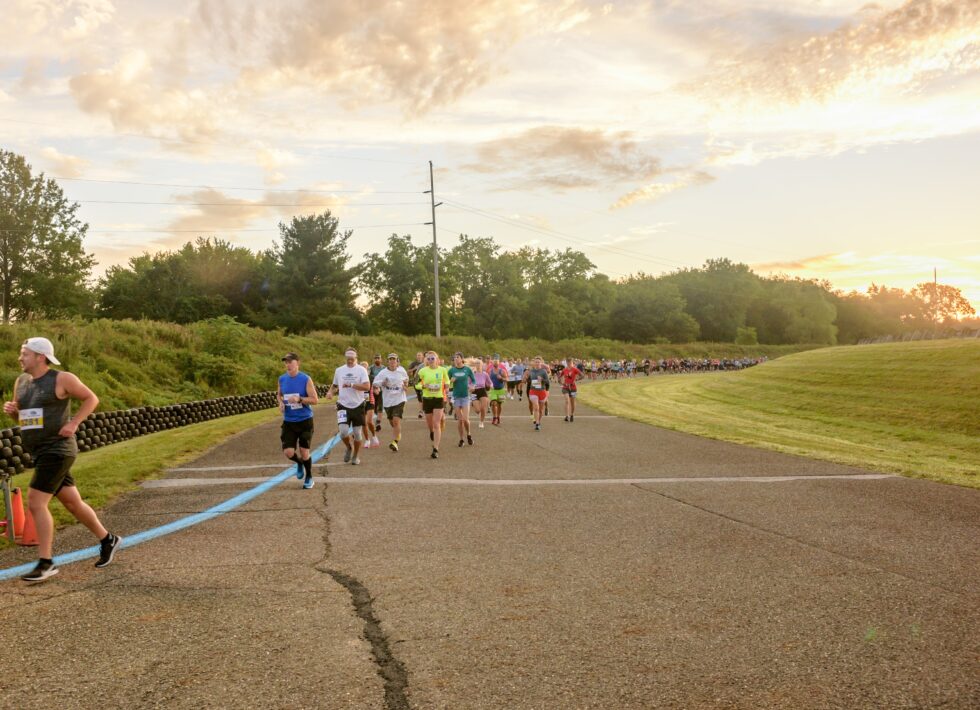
(1, 399, 977, 709)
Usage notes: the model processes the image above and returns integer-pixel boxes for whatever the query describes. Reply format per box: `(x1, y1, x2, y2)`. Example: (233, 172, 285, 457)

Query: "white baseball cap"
(23, 337, 61, 365)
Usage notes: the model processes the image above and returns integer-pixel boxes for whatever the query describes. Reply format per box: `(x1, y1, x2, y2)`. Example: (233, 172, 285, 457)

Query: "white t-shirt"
(333, 364, 370, 409)
(373, 366, 409, 407)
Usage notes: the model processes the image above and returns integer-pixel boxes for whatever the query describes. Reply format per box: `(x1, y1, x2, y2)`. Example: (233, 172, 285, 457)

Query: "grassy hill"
(0, 318, 812, 423)
(578, 339, 980, 488)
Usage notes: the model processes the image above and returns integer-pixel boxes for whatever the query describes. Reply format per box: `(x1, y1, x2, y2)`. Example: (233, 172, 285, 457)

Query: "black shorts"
(373, 392, 384, 413)
(506, 381, 518, 389)
(337, 404, 365, 428)
(473, 387, 488, 399)
(281, 418, 314, 450)
(415, 388, 423, 402)
(561, 387, 577, 397)
(384, 402, 406, 420)
(30, 452, 77, 495)
(422, 398, 444, 414)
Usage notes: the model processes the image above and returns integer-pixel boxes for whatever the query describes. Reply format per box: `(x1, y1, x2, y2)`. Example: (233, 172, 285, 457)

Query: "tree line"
(2, 148, 975, 344)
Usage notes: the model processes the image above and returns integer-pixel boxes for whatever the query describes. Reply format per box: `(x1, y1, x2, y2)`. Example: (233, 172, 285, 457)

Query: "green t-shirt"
(447, 366, 475, 399)
(417, 366, 447, 399)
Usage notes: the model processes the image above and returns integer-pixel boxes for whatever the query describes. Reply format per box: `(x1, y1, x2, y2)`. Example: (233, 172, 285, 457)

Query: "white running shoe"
(371, 437, 380, 448)
(479, 422, 485, 429)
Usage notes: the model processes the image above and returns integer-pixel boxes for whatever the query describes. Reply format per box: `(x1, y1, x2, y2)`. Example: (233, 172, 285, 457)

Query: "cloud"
(752, 253, 845, 271)
(611, 170, 715, 210)
(690, 0, 980, 106)
(464, 125, 664, 190)
(40, 146, 89, 177)
(255, 145, 299, 185)
(164, 187, 352, 241)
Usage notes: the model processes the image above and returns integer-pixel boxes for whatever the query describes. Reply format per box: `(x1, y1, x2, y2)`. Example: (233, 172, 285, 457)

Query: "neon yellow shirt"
(417, 366, 448, 399)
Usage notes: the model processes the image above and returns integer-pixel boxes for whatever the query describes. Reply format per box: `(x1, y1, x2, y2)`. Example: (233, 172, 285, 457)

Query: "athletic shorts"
(384, 402, 405, 420)
(528, 389, 549, 401)
(30, 452, 76, 495)
(422, 398, 444, 414)
(415, 388, 423, 402)
(489, 388, 507, 401)
(473, 387, 488, 399)
(506, 380, 518, 389)
(281, 417, 314, 450)
(373, 392, 384, 413)
(452, 396, 470, 410)
(561, 387, 577, 397)
(337, 404, 365, 428)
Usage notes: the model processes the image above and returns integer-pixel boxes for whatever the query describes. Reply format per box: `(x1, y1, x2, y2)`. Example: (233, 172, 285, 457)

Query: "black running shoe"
(343, 447, 352, 463)
(534, 423, 541, 431)
(431, 448, 439, 459)
(570, 415, 574, 422)
(564, 416, 569, 422)
(458, 439, 464, 447)
(95, 533, 123, 568)
(467, 434, 473, 446)
(22, 560, 58, 583)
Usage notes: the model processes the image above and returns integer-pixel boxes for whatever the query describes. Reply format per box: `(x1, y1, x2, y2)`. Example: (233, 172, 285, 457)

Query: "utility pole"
(424, 160, 443, 338)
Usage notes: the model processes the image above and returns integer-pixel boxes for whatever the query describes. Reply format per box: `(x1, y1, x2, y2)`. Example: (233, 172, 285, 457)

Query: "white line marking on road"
(167, 462, 344, 472)
(143, 473, 897, 489)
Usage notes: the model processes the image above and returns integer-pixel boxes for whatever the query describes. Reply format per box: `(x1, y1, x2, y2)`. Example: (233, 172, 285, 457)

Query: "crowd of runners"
(277, 348, 770, 486)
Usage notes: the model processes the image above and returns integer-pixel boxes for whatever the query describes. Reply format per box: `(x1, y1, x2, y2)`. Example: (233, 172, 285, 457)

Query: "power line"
(0, 222, 425, 234)
(75, 200, 427, 207)
(50, 176, 423, 195)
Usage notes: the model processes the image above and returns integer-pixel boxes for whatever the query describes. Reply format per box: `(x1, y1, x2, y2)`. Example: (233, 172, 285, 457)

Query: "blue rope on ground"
(0, 434, 341, 582)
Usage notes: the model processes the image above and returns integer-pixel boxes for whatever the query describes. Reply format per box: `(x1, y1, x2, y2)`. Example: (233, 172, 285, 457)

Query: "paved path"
(1, 401, 978, 709)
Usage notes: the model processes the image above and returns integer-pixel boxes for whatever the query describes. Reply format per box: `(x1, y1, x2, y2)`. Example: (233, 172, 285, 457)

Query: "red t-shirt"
(560, 366, 583, 389)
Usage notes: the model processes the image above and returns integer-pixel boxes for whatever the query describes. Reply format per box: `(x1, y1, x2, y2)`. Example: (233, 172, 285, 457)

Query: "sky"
(1, 0, 978, 305)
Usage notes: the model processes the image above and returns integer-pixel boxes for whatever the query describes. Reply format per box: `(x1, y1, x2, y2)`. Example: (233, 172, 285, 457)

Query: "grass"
(578, 339, 980, 489)
(1, 408, 280, 547)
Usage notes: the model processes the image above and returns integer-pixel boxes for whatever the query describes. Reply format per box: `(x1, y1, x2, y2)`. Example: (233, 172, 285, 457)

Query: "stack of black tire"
(1, 385, 331, 473)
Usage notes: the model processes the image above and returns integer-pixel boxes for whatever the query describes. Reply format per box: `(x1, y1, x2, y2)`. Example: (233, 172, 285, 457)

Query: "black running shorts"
(30, 452, 76, 495)
(422, 398, 444, 414)
(337, 404, 365, 428)
(281, 417, 314, 450)
(384, 402, 406, 420)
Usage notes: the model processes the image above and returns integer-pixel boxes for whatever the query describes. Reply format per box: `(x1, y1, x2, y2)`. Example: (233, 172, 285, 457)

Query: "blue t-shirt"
(509, 363, 525, 381)
(279, 372, 314, 422)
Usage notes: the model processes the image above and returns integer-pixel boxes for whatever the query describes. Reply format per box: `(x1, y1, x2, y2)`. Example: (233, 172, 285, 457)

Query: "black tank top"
(15, 369, 78, 457)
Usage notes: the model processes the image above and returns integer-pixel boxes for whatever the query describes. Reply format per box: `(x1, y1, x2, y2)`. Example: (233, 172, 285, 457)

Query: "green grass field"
(1, 408, 280, 547)
(578, 339, 980, 489)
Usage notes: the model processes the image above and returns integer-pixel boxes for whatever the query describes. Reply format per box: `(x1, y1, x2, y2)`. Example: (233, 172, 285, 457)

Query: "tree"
(260, 212, 361, 334)
(0, 149, 95, 322)
(664, 258, 761, 342)
(911, 282, 975, 325)
(747, 278, 837, 345)
(608, 278, 699, 343)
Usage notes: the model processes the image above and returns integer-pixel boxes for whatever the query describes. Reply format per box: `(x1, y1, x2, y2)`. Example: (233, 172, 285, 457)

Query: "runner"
(559, 357, 584, 422)
(326, 348, 370, 465)
(508, 358, 525, 401)
(416, 351, 448, 458)
(447, 352, 476, 447)
(523, 356, 551, 431)
(368, 354, 386, 432)
(407, 351, 425, 419)
(359, 360, 381, 449)
(471, 360, 492, 429)
(372, 353, 410, 452)
(486, 354, 508, 425)
(276, 352, 319, 489)
(3, 337, 122, 582)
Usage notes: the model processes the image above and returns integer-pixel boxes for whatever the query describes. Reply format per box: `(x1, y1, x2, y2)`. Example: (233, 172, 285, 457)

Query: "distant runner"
(372, 353, 410, 452)
(487, 355, 509, 426)
(559, 357, 584, 422)
(523, 356, 551, 432)
(368, 354, 386, 432)
(471, 360, 492, 429)
(448, 352, 476, 447)
(417, 351, 448, 459)
(327, 349, 370, 466)
(277, 352, 319, 489)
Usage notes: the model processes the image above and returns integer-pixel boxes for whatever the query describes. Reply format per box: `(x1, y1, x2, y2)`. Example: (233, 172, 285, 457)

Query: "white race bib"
(19, 407, 44, 430)
(531, 379, 542, 389)
(336, 409, 348, 424)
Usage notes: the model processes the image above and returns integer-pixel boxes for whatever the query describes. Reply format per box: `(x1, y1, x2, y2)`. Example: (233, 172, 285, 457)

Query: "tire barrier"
(1, 385, 331, 475)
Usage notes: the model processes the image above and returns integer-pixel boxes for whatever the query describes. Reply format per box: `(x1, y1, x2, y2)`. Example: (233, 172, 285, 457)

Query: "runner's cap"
(344, 349, 357, 358)
(453, 352, 463, 359)
(387, 353, 399, 360)
(374, 353, 382, 358)
(23, 337, 60, 365)
(281, 352, 299, 362)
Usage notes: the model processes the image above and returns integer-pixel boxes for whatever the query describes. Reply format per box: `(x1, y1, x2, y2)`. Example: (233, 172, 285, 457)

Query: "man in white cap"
(325, 348, 370, 465)
(3, 338, 122, 582)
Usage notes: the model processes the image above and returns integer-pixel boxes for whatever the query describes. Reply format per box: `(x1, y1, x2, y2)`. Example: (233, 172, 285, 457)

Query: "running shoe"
(303, 476, 315, 489)
(95, 533, 123, 568)
(431, 448, 439, 459)
(295, 461, 304, 479)
(564, 416, 569, 422)
(458, 439, 464, 447)
(343, 447, 352, 463)
(371, 437, 380, 448)
(22, 560, 58, 583)
(570, 415, 574, 422)
(418, 411, 424, 419)
(351, 457, 361, 465)
(389, 440, 399, 452)
(534, 422, 541, 431)
(467, 434, 474, 446)
(479, 422, 485, 429)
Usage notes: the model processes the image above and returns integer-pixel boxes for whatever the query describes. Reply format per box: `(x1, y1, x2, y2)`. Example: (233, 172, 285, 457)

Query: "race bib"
(336, 409, 348, 424)
(287, 401, 302, 410)
(427, 383, 441, 391)
(531, 379, 542, 389)
(19, 407, 43, 430)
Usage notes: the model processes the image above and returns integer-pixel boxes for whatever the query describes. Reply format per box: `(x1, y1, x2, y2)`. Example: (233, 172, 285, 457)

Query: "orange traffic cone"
(18, 504, 38, 546)
(11, 487, 25, 538)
